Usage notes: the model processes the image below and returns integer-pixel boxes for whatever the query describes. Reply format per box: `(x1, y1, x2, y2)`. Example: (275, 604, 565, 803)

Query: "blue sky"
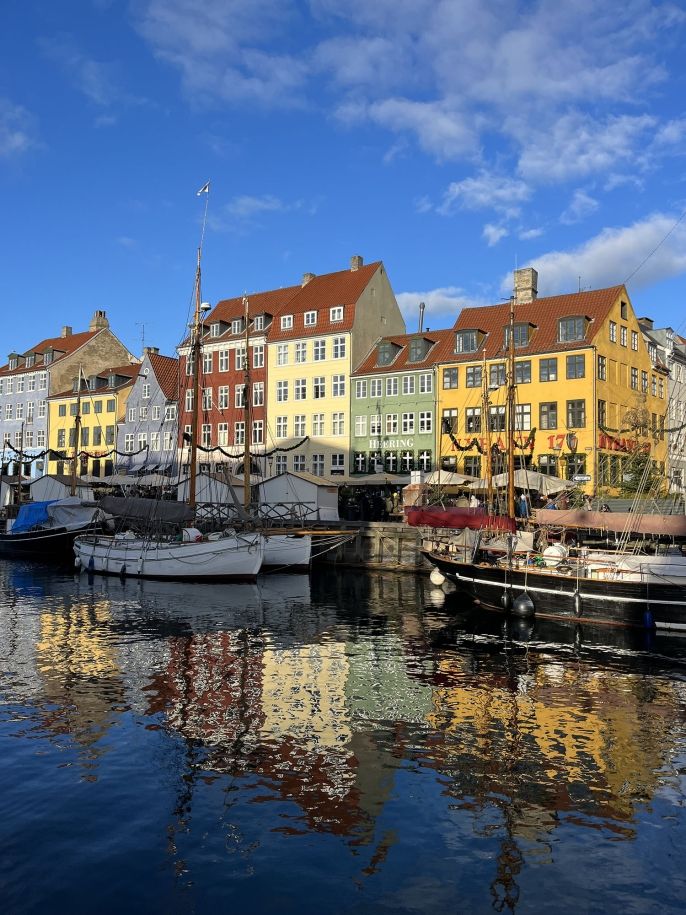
(2, 0, 686, 359)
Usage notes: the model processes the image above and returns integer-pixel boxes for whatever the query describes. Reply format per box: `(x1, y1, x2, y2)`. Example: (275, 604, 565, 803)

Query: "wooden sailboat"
(421, 291, 686, 631)
(73, 202, 265, 581)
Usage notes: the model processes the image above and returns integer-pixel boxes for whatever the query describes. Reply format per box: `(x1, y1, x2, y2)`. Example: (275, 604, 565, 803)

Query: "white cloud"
(560, 189, 599, 225)
(39, 34, 120, 106)
(519, 226, 544, 240)
(116, 236, 136, 248)
(500, 213, 686, 297)
(0, 98, 37, 157)
(439, 170, 530, 214)
(397, 285, 490, 327)
(227, 194, 284, 218)
(483, 223, 508, 246)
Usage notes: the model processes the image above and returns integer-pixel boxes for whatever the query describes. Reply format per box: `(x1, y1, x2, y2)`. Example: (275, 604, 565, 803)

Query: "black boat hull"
(424, 551, 686, 631)
(0, 526, 85, 561)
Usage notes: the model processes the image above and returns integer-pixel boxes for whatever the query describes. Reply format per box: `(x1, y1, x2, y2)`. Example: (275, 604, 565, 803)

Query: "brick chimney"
(350, 255, 363, 271)
(89, 310, 109, 331)
(61, 326, 72, 337)
(143, 346, 160, 355)
(638, 317, 654, 331)
(514, 267, 538, 305)
(301, 272, 316, 286)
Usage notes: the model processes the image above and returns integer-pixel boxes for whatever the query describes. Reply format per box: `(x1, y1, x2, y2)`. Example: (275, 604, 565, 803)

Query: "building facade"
(648, 326, 686, 495)
(435, 269, 668, 495)
(0, 311, 135, 480)
(350, 331, 449, 475)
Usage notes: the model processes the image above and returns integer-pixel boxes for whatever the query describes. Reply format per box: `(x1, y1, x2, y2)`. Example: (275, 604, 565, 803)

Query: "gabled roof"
(202, 286, 302, 343)
(267, 262, 382, 342)
(352, 330, 452, 376)
(0, 330, 99, 377)
(432, 285, 625, 363)
(148, 353, 180, 401)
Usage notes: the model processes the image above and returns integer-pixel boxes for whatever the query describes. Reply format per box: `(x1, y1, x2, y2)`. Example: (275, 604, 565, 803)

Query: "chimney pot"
(89, 310, 109, 332)
(638, 316, 654, 330)
(61, 326, 72, 338)
(144, 346, 160, 355)
(301, 272, 316, 287)
(350, 255, 363, 271)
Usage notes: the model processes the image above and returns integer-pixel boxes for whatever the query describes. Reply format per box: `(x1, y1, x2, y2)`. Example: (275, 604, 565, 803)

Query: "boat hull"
(0, 525, 89, 561)
(423, 551, 686, 631)
(74, 532, 264, 581)
(262, 534, 312, 572)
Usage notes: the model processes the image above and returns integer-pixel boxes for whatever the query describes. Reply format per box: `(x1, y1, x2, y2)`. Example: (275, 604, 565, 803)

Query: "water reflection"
(1, 560, 685, 912)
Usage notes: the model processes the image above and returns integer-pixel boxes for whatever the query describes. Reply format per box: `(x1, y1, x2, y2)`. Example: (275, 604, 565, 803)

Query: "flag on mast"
(196, 181, 210, 196)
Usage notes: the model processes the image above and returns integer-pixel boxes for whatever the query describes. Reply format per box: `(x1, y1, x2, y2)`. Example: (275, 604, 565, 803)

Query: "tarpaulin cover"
(405, 507, 517, 532)
(10, 500, 58, 534)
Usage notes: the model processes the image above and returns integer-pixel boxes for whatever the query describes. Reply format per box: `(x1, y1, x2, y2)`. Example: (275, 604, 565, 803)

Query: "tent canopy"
(423, 470, 475, 486)
(467, 469, 575, 496)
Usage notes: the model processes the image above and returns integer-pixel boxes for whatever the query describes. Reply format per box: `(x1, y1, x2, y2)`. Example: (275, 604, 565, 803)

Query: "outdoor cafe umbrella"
(466, 469, 574, 496)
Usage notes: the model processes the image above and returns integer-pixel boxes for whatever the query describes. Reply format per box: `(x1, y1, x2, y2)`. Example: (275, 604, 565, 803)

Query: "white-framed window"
(355, 415, 367, 437)
(386, 413, 398, 434)
(280, 315, 293, 330)
(128, 407, 136, 422)
(252, 344, 264, 368)
(210, 323, 221, 338)
(609, 321, 617, 343)
(276, 380, 288, 402)
(202, 388, 212, 410)
(311, 414, 324, 435)
(199, 424, 210, 447)
(332, 375, 345, 396)
(304, 310, 317, 326)
(276, 416, 288, 438)
(37, 430, 46, 447)
(332, 412, 345, 435)
(385, 377, 398, 396)
(251, 420, 264, 444)
(218, 385, 229, 409)
(295, 342, 307, 363)
(38, 372, 47, 390)
(184, 389, 194, 412)
(331, 453, 345, 472)
(312, 454, 325, 476)
(294, 415, 306, 436)
(419, 411, 433, 434)
(16, 377, 24, 393)
(620, 325, 627, 347)
(6, 378, 13, 394)
(277, 344, 289, 365)
(142, 383, 150, 399)
(138, 432, 148, 450)
(152, 405, 161, 420)
(419, 373, 433, 393)
(370, 414, 381, 435)
(27, 375, 36, 392)
(234, 421, 245, 445)
(218, 423, 229, 446)
(402, 375, 415, 395)
(231, 318, 242, 335)
(38, 400, 46, 418)
(355, 380, 367, 399)
(313, 377, 325, 399)
(295, 379, 307, 400)
(275, 455, 287, 473)
(333, 336, 346, 358)
(402, 412, 415, 434)
(293, 454, 305, 472)
(202, 352, 213, 373)
(252, 382, 264, 406)
(631, 330, 639, 351)
(16, 402, 23, 420)
(164, 403, 177, 421)
(330, 306, 343, 322)
(124, 434, 134, 452)
(235, 384, 246, 408)
(150, 432, 161, 451)
(235, 346, 246, 371)
(139, 406, 148, 420)
(218, 350, 229, 372)
(163, 430, 175, 450)
(314, 340, 326, 361)
(254, 315, 264, 331)
(370, 379, 382, 398)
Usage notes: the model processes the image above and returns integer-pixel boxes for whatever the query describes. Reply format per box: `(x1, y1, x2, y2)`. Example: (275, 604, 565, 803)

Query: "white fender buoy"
(430, 568, 446, 585)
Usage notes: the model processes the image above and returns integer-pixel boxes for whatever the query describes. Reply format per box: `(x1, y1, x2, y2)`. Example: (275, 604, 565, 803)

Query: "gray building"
(0, 311, 134, 482)
(116, 347, 180, 473)
(649, 325, 686, 495)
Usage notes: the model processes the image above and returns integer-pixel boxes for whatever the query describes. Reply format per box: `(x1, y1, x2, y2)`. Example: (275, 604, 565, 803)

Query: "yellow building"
(435, 269, 667, 495)
(266, 256, 404, 476)
(47, 364, 139, 478)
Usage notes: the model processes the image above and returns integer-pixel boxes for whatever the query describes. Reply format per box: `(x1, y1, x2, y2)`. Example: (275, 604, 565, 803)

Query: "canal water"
(1, 561, 685, 914)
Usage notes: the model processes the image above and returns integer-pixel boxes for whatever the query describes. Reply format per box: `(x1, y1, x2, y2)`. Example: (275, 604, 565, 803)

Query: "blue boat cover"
(10, 500, 58, 534)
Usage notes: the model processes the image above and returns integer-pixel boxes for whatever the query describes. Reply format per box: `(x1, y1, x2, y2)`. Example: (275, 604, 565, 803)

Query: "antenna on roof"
(136, 322, 146, 352)
(418, 301, 425, 334)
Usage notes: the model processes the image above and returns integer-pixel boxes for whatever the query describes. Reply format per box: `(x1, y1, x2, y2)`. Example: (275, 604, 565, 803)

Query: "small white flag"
(196, 180, 210, 196)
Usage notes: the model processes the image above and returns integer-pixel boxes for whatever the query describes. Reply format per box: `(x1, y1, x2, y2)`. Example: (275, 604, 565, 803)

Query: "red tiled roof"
(267, 262, 382, 342)
(149, 353, 180, 401)
(352, 329, 452, 376)
(207, 286, 302, 339)
(431, 285, 625, 364)
(0, 330, 99, 376)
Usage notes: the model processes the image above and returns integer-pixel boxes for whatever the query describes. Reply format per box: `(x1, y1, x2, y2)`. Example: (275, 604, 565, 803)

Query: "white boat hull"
(74, 532, 264, 580)
(263, 534, 312, 571)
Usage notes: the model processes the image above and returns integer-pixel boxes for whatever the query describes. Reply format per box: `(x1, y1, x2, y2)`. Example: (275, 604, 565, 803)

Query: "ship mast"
(242, 295, 251, 511)
(71, 366, 83, 497)
(188, 249, 204, 510)
(506, 294, 517, 521)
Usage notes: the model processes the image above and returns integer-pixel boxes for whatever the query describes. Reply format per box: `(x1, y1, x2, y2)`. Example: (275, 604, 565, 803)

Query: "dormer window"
(231, 318, 243, 335)
(72, 378, 80, 393)
(25, 354, 35, 368)
(304, 310, 317, 326)
(89, 376, 98, 390)
(8, 356, 18, 371)
(504, 323, 531, 348)
(43, 350, 53, 365)
(455, 330, 479, 354)
(558, 316, 586, 343)
(210, 323, 221, 337)
(281, 315, 293, 330)
(253, 315, 265, 331)
(330, 306, 343, 322)
(108, 374, 116, 388)
(377, 342, 395, 366)
(408, 338, 428, 362)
